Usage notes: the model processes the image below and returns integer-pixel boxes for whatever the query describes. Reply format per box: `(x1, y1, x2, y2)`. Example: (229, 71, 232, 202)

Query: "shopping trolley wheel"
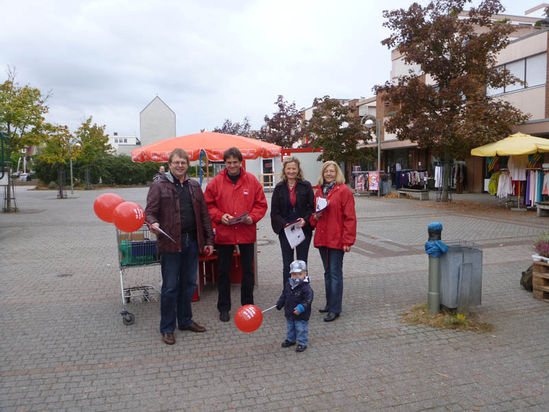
(121, 311, 135, 325)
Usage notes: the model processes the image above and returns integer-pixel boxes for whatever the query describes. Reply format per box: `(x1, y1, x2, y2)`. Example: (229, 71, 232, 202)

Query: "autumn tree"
(375, 0, 529, 200)
(38, 123, 79, 198)
(306, 96, 374, 181)
(257, 95, 305, 148)
(74, 117, 111, 188)
(0, 69, 48, 210)
(213, 117, 254, 137)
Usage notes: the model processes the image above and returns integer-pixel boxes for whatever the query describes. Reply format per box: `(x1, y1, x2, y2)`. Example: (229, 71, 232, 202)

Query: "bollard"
(424, 222, 448, 316)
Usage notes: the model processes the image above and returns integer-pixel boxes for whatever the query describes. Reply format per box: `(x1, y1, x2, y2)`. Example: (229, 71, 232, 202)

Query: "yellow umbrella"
(471, 132, 549, 156)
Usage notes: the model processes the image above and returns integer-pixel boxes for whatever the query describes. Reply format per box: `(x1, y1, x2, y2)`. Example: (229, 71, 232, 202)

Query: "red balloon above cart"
(112, 201, 145, 233)
(94, 193, 125, 223)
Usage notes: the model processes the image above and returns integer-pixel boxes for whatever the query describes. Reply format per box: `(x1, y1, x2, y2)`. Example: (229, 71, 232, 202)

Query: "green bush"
(34, 160, 62, 185)
(34, 155, 161, 186)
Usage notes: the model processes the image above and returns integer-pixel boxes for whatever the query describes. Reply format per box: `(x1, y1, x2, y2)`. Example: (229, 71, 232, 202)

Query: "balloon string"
(262, 305, 277, 313)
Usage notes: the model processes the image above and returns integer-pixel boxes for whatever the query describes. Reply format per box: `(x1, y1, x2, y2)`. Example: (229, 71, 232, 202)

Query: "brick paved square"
(0, 187, 548, 410)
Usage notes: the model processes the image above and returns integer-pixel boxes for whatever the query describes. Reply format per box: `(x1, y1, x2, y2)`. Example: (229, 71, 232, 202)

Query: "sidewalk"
(0, 186, 547, 411)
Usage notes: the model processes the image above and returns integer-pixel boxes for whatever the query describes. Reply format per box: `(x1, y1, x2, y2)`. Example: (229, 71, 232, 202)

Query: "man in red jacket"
(204, 147, 268, 322)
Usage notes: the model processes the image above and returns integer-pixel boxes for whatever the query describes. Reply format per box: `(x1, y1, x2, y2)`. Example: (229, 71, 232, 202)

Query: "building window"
(505, 59, 524, 92)
(487, 52, 547, 96)
(526, 53, 546, 87)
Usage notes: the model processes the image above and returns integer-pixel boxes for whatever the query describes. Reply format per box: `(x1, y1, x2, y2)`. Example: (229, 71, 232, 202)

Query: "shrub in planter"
(534, 232, 549, 258)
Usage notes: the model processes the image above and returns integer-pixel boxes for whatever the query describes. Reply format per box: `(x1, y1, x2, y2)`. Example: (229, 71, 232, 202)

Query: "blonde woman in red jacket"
(310, 161, 356, 322)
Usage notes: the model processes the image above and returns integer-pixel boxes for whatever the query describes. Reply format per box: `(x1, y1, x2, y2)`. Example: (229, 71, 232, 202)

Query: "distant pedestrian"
(310, 161, 356, 322)
(276, 260, 313, 352)
(153, 165, 166, 182)
(270, 156, 315, 288)
(204, 147, 268, 322)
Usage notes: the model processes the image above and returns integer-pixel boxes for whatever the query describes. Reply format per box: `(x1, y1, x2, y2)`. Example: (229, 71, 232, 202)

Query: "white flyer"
(284, 222, 305, 249)
(316, 197, 328, 212)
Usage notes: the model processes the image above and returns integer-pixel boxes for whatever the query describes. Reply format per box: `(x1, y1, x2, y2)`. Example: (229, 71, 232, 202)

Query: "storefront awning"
(359, 139, 418, 150)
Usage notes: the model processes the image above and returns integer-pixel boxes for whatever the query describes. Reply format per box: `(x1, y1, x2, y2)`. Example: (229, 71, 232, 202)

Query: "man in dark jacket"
(276, 260, 314, 352)
(146, 148, 214, 345)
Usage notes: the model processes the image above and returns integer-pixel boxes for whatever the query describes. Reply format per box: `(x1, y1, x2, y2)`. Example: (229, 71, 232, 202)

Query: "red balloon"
(112, 201, 145, 233)
(94, 193, 124, 223)
(234, 304, 263, 333)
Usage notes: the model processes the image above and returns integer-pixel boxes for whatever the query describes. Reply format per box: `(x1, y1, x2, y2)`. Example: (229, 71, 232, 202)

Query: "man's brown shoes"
(161, 333, 175, 345)
(179, 322, 206, 333)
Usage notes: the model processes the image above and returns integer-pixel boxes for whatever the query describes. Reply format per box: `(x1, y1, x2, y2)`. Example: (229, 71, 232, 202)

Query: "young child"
(276, 260, 314, 352)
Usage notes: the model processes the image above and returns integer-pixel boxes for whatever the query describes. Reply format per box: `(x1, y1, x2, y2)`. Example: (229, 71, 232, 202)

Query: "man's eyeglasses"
(171, 161, 187, 166)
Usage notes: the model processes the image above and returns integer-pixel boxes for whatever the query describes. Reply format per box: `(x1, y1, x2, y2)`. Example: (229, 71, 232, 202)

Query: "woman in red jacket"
(310, 161, 356, 322)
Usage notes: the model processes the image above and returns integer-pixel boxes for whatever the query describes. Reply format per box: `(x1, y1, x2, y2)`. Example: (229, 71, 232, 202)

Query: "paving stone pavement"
(1, 186, 548, 411)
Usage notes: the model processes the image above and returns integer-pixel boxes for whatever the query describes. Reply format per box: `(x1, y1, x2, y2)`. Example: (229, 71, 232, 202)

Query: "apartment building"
(369, 6, 548, 193)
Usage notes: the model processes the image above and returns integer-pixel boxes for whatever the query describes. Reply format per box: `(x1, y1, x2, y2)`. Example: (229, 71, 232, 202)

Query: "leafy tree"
(257, 95, 306, 148)
(306, 96, 374, 181)
(38, 123, 77, 198)
(0, 69, 48, 210)
(375, 0, 529, 200)
(74, 117, 111, 188)
(213, 117, 254, 137)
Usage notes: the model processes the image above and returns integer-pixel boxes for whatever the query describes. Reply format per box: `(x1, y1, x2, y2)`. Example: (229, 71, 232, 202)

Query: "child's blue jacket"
(276, 278, 314, 321)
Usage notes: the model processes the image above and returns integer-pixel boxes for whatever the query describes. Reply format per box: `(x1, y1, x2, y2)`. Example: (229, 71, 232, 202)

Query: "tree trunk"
(440, 156, 452, 202)
(3, 172, 18, 212)
(1, 132, 16, 212)
(85, 166, 91, 190)
(57, 165, 66, 199)
(4, 172, 12, 211)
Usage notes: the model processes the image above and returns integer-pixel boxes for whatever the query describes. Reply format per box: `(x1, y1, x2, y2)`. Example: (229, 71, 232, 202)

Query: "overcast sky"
(0, 0, 541, 137)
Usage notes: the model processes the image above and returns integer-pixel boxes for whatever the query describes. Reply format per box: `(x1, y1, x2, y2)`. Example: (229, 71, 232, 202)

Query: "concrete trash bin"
(439, 241, 482, 312)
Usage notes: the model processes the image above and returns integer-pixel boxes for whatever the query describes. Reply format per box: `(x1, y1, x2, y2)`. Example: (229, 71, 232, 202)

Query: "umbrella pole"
(511, 180, 527, 212)
(199, 151, 203, 186)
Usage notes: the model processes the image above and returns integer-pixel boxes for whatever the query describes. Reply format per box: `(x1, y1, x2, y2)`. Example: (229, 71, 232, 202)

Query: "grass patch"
(401, 304, 494, 333)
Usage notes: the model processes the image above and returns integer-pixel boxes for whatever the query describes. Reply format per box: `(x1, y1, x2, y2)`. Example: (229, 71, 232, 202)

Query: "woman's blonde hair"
(318, 160, 345, 185)
(281, 156, 304, 181)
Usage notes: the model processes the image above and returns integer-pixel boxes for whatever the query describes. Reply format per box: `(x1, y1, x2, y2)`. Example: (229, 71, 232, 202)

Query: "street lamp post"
(68, 140, 74, 195)
(376, 119, 381, 198)
(362, 117, 381, 197)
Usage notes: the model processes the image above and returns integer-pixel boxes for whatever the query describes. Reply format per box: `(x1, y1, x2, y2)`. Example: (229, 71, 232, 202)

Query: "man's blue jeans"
(159, 236, 198, 333)
(286, 318, 309, 346)
(318, 247, 345, 314)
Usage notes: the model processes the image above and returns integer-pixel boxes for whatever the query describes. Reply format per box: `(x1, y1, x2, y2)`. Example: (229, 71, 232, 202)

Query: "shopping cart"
(116, 225, 160, 325)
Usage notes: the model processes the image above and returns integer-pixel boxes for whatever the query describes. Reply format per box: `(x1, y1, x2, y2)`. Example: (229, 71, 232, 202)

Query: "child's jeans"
(286, 319, 309, 345)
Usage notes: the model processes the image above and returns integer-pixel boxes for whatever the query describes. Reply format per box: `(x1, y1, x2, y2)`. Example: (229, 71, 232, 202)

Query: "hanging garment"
(525, 171, 533, 206)
(543, 172, 549, 196)
(537, 171, 543, 202)
(434, 166, 442, 188)
(508, 155, 527, 181)
(497, 173, 513, 198)
(488, 171, 501, 196)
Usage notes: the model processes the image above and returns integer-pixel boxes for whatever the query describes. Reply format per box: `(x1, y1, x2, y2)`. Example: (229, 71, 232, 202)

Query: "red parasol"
(131, 131, 281, 162)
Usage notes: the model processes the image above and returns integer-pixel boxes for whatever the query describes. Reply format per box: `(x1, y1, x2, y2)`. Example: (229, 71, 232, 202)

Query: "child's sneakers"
(281, 340, 296, 348)
(296, 344, 307, 352)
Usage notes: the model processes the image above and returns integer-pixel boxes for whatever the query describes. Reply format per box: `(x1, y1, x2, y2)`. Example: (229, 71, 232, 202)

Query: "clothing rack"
(394, 169, 428, 190)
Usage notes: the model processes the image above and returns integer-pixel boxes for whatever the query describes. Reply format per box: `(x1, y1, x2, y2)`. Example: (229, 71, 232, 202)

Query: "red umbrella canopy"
(131, 131, 281, 162)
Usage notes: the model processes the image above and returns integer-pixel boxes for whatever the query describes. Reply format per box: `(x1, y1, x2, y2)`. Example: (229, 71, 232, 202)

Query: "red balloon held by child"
(112, 201, 145, 233)
(234, 304, 263, 333)
(93, 193, 124, 223)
